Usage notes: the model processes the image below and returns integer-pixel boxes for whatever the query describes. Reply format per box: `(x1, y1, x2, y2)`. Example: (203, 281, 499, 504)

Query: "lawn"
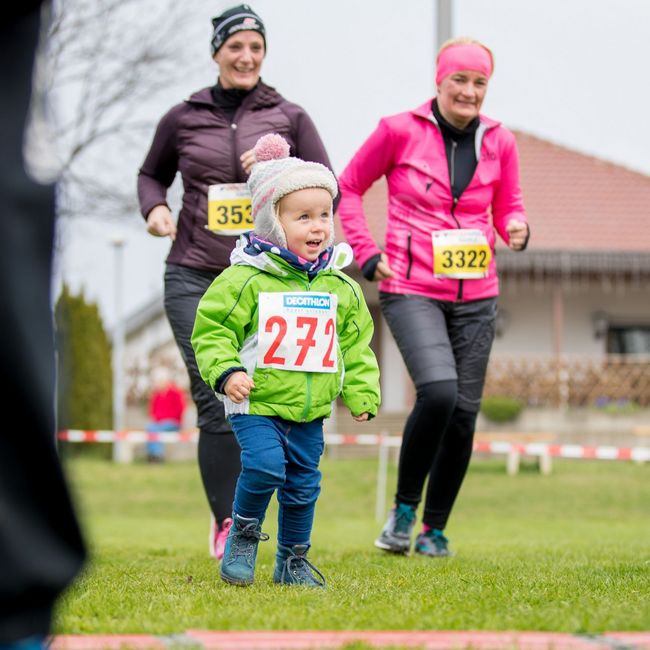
(54, 451, 650, 634)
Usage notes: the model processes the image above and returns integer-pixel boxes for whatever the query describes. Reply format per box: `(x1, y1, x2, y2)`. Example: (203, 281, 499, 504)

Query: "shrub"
(55, 284, 113, 459)
(481, 396, 524, 423)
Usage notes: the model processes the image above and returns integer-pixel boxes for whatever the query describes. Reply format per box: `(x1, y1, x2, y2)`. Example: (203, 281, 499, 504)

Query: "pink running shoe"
(209, 515, 233, 560)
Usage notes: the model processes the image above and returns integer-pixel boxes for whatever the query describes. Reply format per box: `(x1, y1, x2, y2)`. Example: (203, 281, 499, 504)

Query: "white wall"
(495, 281, 650, 357)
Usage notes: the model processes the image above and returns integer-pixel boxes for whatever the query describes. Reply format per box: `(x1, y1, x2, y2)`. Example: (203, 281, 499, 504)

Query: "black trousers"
(380, 292, 497, 529)
(164, 264, 241, 523)
(0, 3, 86, 642)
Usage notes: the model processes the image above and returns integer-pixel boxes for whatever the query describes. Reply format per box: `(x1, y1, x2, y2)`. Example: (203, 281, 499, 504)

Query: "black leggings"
(381, 292, 496, 530)
(164, 263, 241, 524)
(197, 432, 241, 523)
(396, 381, 478, 529)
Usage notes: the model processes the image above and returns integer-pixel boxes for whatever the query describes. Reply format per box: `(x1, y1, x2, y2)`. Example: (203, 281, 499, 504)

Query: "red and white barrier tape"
(57, 430, 650, 462)
(58, 430, 199, 443)
(473, 441, 650, 462)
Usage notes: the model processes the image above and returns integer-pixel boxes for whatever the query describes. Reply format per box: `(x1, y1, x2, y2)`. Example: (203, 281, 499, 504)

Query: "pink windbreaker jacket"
(338, 100, 527, 302)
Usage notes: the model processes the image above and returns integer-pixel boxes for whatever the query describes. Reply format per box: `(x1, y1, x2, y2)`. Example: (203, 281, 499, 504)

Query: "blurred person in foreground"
(337, 37, 529, 558)
(137, 4, 336, 562)
(0, 2, 86, 649)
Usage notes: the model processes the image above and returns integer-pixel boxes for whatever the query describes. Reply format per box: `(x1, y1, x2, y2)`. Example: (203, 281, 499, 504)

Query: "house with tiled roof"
(123, 131, 650, 419)
(495, 132, 650, 355)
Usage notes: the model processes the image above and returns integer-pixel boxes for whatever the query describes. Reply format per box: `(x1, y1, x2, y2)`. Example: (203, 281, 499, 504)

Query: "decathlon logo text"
(283, 294, 331, 309)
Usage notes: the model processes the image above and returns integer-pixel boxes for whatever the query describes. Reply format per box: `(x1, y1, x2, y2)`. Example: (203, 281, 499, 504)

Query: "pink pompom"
(253, 133, 290, 162)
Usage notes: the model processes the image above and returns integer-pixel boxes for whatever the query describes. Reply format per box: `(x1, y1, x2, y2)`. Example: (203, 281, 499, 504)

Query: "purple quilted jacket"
(138, 81, 334, 272)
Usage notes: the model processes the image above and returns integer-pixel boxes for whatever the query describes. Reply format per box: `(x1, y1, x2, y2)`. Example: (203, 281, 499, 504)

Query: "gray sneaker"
(374, 503, 416, 554)
(414, 528, 454, 557)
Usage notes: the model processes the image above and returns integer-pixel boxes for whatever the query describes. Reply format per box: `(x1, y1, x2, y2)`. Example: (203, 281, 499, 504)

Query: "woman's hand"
(373, 252, 395, 281)
(146, 205, 176, 241)
(352, 412, 370, 422)
(224, 371, 255, 403)
(240, 148, 257, 175)
(506, 219, 529, 251)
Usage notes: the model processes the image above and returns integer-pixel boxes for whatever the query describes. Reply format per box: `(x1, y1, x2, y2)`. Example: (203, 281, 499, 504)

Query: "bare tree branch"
(46, 0, 208, 223)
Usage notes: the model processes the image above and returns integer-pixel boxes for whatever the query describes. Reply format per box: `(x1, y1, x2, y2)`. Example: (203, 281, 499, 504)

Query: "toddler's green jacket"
(191, 240, 380, 422)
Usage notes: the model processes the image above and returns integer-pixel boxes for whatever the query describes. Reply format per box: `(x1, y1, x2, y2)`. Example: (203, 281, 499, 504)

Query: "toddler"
(192, 134, 380, 587)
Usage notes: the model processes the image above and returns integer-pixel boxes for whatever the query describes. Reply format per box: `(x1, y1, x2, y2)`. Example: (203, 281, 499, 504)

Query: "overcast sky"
(53, 0, 650, 329)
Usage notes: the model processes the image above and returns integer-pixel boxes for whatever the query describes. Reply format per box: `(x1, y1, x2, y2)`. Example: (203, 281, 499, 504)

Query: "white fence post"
(375, 430, 389, 522)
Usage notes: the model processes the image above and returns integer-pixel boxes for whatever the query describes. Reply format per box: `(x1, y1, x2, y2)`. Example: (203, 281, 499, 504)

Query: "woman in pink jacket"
(338, 37, 529, 558)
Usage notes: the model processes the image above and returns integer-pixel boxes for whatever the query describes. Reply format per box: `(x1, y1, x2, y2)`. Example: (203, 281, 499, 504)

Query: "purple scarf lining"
(244, 233, 332, 277)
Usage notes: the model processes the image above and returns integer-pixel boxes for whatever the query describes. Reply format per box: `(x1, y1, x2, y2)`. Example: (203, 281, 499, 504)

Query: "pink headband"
(435, 43, 493, 85)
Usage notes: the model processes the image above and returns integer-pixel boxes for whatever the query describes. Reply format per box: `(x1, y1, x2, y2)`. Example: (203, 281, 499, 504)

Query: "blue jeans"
(228, 415, 324, 547)
(146, 419, 179, 459)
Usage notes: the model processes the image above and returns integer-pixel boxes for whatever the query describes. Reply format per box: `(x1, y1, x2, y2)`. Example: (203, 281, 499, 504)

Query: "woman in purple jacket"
(338, 37, 529, 558)
(137, 4, 335, 562)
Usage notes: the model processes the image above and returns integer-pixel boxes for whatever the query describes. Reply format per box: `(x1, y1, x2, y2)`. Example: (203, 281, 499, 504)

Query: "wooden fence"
(484, 354, 650, 408)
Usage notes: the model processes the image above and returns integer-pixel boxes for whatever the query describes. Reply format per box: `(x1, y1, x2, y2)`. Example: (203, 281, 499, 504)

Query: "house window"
(607, 326, 650, 354)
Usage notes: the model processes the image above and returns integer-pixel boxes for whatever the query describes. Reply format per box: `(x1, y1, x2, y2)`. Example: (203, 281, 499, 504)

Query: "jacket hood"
(229, 235, 354, 276)
(186, 80, 283, 110)
(411, 98, 501, 129)
(412, 99, 500, 162)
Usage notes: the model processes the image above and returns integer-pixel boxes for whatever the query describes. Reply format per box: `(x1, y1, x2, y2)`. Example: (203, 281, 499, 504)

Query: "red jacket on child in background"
(149, 385, 186, 424)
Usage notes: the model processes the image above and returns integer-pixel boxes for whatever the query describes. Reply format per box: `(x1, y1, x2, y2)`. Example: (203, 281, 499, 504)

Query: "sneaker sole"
(414, 547, 454, 558)
(374, 539, 410, 555)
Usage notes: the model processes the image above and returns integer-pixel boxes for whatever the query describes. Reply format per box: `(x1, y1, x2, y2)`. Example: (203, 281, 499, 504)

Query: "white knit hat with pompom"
(247, 133, 338, 248)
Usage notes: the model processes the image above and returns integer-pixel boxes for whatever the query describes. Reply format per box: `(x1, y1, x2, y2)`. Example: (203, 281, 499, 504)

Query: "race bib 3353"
(207, 183, 253, 235)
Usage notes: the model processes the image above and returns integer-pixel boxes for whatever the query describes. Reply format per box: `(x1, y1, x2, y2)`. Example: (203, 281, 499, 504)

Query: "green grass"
(55, 453, 650, 634)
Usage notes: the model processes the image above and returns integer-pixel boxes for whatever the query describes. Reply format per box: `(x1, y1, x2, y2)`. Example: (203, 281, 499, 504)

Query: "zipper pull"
(451, 196, 459, 218)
